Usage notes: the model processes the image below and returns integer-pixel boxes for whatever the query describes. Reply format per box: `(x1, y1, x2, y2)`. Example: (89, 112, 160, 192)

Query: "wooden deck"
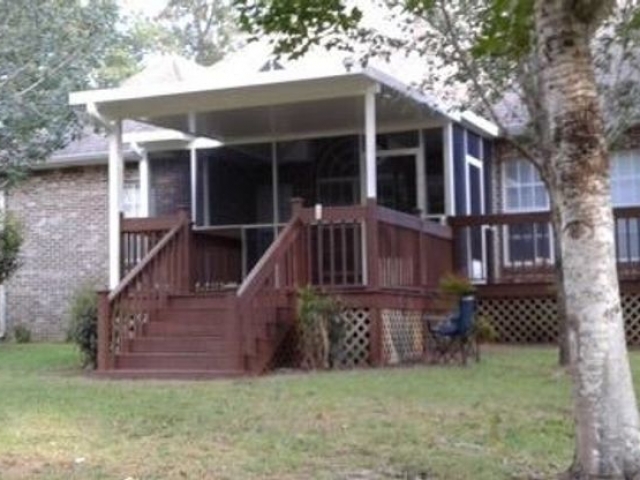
(449, 209, 640, 345)
(98, 201, 454, 377)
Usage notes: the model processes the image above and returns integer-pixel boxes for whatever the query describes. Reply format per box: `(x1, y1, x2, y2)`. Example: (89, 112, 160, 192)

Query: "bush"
(439, 272, 476, 297)
(0, 214, 22, 285)
(474, 316, 498, 343)
(67, 285, 98, 368)
(297, 286, 343, 370)
(13, 324, 31, 343)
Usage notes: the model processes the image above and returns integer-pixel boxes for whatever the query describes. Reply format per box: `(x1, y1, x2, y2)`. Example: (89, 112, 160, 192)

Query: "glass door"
(466, 156, 487, 282)
(376, 149, 420, 214)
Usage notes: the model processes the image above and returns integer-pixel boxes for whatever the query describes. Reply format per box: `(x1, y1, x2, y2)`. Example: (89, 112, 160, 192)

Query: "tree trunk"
(551, 196, 573, 367)
(534, 1, 640, 478)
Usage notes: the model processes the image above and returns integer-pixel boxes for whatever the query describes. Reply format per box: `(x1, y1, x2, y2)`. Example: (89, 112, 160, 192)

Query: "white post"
(417, 130, 427, 216)
(364, 87, 377, 201)
(138, 149, 150, 217)
(108, 119, 124, 289)
(188, 113, 197, 223)
(443, 122, 456, 216)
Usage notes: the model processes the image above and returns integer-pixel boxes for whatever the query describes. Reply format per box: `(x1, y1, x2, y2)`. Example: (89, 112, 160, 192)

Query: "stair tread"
(94, 369, 245, 380)
(119, 352, 226, 357)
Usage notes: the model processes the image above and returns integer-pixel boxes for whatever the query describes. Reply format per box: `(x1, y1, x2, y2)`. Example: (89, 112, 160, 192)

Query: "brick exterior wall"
(4, 164, 141, 341)
(5, 166, 109, 340)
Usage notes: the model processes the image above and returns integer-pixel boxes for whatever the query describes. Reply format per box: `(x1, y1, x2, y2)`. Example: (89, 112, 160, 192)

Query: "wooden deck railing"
(120, 214, 183, 276)
(296, 200, 453, 291)
(237, 201, 308, 373)
(449, 207, 640, 285)
(374, 204, 453, 290)
(97, 211, 191, 370)
(101, 201, 455, 372)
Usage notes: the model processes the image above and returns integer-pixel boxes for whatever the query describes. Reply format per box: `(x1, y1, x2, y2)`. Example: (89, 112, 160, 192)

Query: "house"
(8, 43, 640, 376)
(0, 57, 215, 340)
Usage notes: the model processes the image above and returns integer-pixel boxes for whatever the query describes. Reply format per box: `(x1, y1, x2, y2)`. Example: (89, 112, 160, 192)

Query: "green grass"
(0, 344, 616, 479)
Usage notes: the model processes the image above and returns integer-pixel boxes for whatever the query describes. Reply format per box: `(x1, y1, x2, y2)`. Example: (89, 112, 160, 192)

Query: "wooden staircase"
(105, 293, 244, 379)
(97, 210, 305, 379)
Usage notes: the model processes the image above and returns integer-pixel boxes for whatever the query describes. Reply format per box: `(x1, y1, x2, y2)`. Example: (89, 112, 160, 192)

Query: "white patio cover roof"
(70, 46, 498, 142)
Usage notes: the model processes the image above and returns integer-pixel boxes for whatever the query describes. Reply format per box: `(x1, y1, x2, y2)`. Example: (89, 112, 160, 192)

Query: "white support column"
(138, 149, 150, 217)
(203, 158, 210, 226)
(108, 119, 124, 289)
(188, 113, 197, 223)
(364, 87, 377, 201)
(443, 122, 456, 216)
(417, 130, 427, 216)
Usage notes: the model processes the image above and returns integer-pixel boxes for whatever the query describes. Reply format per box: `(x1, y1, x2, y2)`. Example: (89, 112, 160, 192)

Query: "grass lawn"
(0, 344, 620, 480)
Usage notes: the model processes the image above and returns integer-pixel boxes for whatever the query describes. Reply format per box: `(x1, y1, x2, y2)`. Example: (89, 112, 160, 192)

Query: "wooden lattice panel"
(381, 309, 424, 365)
(623, 294, 640, 345)
(335, 308, 371, 368)
(478, 293, 640, 345)
(477, 297, 558, 343)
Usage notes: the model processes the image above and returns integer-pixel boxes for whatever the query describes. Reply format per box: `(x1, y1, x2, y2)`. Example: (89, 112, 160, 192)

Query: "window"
(504, 159, 548, 212)
(503, 153, 640, 264)
(122, 178, 141, 218)
(502, 159, 552, 264)
(612, 150, 640, 261)
(612, 150, 640, 206)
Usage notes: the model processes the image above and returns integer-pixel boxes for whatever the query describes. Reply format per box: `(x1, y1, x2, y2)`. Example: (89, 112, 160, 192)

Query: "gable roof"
(71, 43, 498, 141)
(46, 57, 207, 169)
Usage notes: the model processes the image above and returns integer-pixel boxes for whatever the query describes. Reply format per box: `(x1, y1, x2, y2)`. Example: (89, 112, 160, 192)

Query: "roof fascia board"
(70, 71, 377, 114)
(362, 67, 500, 138)
(33, 151, 139, 171)
(459, 110, 500, 138)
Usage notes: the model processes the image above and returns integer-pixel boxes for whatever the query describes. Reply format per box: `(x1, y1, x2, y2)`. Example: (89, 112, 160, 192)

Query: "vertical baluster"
(307, 224, 313, 284)
(354, 221, 361, 284)
(317, 221, 324, 286)
(329, 221, 336, 287)
(341, 221, 347, 286)
(626, 217, 632, 269)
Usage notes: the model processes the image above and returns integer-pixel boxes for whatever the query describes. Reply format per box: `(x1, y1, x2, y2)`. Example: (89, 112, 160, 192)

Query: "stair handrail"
(97, 211, 191, 371)
(236, 202, 308, 372)
(109, 211, 190, 302)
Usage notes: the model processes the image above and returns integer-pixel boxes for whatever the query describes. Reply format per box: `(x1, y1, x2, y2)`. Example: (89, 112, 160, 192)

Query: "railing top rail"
(448, 211, 552, 227)
(295, 202, 452, 239)
(298, 204, 368, 224)
(448, 207, 640, 228)
(237, 216, 303, 298)
(614, 206, 640, 218)
(373, 204, 452, 239)
(121, 215, 182, 233)
(109, 213, 189, 302)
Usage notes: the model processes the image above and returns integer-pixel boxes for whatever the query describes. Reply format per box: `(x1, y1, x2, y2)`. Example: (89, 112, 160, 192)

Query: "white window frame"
(611, 150, 640, 262)
(501, 159, 554, 266)
(122, 177, 142, 218)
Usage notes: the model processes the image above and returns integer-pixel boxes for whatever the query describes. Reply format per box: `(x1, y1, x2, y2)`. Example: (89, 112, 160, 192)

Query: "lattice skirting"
(334, 308, 371, 368)
(381, 309, 424, 365)
(478, 294, 640, 344)
(270, 308, 372, 370)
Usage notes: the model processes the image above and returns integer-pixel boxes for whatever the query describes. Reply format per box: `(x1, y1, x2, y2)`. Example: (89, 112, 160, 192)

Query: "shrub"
(0, 214, 22, 285)
(296, 286, 343, 370)
(67, 285, 98, 368)
(474, 315, 498, 343)
(439, 272, 476, 297)
(13, 324, 31, 343)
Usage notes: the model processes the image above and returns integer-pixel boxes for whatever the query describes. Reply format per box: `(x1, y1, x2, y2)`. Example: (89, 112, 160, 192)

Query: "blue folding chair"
(427, 296, 479, 365)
